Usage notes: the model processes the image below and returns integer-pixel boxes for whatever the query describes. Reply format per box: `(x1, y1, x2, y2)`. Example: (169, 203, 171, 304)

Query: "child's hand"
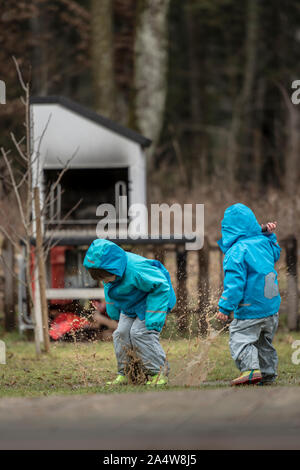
(266, 221, 277, 232)
(217, 311, 228, 322)
(262, 221, 277, 232)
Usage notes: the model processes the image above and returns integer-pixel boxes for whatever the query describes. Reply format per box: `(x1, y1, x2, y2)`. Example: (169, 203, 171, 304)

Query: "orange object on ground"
(49, 313, 89, 340)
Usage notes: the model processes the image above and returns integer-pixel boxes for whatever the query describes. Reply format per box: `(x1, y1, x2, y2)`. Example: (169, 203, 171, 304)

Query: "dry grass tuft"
(123, 347, 148, 385)
(171, 305, 227, 387)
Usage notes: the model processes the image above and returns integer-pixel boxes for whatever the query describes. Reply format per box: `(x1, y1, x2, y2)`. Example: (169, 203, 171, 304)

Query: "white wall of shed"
(31, 103, 144, 169)
(31, 103, 148, 231)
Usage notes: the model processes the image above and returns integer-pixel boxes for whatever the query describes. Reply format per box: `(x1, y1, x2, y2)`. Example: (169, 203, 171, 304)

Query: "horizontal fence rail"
(1, 235, 299, 334)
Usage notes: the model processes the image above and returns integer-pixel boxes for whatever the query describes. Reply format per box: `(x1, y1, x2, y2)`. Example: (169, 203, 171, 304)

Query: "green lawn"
(0, 329, 300, 397)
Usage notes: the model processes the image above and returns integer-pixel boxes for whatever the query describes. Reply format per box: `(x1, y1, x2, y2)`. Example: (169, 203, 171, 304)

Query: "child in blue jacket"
(217, 203, 281, 386)
(83, 239, 176, 386)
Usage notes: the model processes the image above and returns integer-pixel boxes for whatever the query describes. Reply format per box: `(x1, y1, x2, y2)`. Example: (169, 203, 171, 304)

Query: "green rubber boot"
(146, 373, 168, 387)
(106, 375, 128, 386)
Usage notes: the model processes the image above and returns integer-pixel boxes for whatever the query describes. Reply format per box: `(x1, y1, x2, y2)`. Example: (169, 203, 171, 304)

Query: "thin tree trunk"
(91, 0, 116, 118)
(134, 0, 170, 157)
(34, 187, 50, 352)
(185, 1, 202, 186)
(253, 78, 265, 188)
(227, 0, 259, 188)
(277, 83, 300, 232)
(2, 238, 16, 331)
(30, 9, 48, 95)
(285, 98, 299, 232)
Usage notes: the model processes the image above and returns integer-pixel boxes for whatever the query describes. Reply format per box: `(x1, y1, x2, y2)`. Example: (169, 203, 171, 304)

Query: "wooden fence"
(0, 235, 299, 333)
(172, 235, 299, 332)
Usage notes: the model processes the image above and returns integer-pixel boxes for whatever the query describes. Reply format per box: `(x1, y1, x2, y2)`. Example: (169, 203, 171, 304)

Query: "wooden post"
(286, 235, 299, 331)
(153, 244, 165, 265)
(176, 244, 188, 331)
(2, 238, 16, 331)
(33, 186, 50, 352)
(198, 236, 209, 336)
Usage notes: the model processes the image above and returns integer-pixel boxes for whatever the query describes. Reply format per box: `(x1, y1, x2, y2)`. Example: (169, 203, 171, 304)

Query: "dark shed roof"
(30, 95, 152, 148)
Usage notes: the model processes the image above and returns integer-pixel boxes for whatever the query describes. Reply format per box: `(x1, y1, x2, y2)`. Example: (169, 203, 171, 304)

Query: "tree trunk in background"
(134, 0, 170, 156)
(241, 0, 259, 180)
(276, 82, 300, 231)
(253, 78, 265, 188)
(285, 107, 299, 199)
(113, 0, 137, 126)
(30, 6, 48, 95)
(185, 1, 202, 186)
(227, 0, 259, 188)
(91, 0, 116, 118)
(2, 238, 16, 331)
(90, 0, 170, 153)
(284, 92, 300, 232)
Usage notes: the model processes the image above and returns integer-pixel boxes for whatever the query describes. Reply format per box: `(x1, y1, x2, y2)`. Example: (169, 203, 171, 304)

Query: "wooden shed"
(30, 96, 151, 236)
(17, 96, 151, 339)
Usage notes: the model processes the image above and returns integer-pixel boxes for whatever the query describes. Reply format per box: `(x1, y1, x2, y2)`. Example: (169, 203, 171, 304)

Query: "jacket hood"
(83, 239, 127, 278)
(218, 203, 262, 253)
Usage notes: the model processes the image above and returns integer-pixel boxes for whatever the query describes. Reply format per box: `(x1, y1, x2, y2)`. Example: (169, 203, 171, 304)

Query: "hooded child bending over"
(217, 204, 281, 386)
(83, 239, 176, 386)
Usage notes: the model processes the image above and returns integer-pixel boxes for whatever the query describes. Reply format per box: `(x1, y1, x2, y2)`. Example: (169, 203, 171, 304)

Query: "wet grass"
(0, 328, 300, 398)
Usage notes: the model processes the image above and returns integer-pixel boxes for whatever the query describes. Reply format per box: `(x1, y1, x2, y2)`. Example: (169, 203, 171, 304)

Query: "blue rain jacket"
(218, 204, 281, 320)
(83, 239, 176, 331)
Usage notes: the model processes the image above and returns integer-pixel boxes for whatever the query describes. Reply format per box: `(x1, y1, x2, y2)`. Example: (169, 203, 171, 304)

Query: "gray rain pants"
(113, 313, 169, 376)
(229, 313, 279, 382)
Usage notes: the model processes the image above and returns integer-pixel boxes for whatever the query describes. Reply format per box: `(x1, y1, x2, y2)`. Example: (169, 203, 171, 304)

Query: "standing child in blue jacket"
(217, 204, 281, 386)
(83, 239, 176, 386)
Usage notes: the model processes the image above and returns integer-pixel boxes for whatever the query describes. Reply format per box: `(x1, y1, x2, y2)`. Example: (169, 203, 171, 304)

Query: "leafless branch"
(40, 146, 79, 216)
(10, 132, 27, 162)
(43, 198, 83, 258)
(12, 56, 27, 92)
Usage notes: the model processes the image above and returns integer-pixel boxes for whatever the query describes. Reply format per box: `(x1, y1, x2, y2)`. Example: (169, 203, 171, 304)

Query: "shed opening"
(44, 168, 128, 226)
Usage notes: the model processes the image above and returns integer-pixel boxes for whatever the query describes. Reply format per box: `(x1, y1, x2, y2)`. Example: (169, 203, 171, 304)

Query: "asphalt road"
(1, 387, 300, 450)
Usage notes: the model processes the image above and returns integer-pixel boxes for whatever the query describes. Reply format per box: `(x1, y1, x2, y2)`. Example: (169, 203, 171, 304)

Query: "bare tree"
(0, 58, 80, 355)
(0, 57, 43, 354)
